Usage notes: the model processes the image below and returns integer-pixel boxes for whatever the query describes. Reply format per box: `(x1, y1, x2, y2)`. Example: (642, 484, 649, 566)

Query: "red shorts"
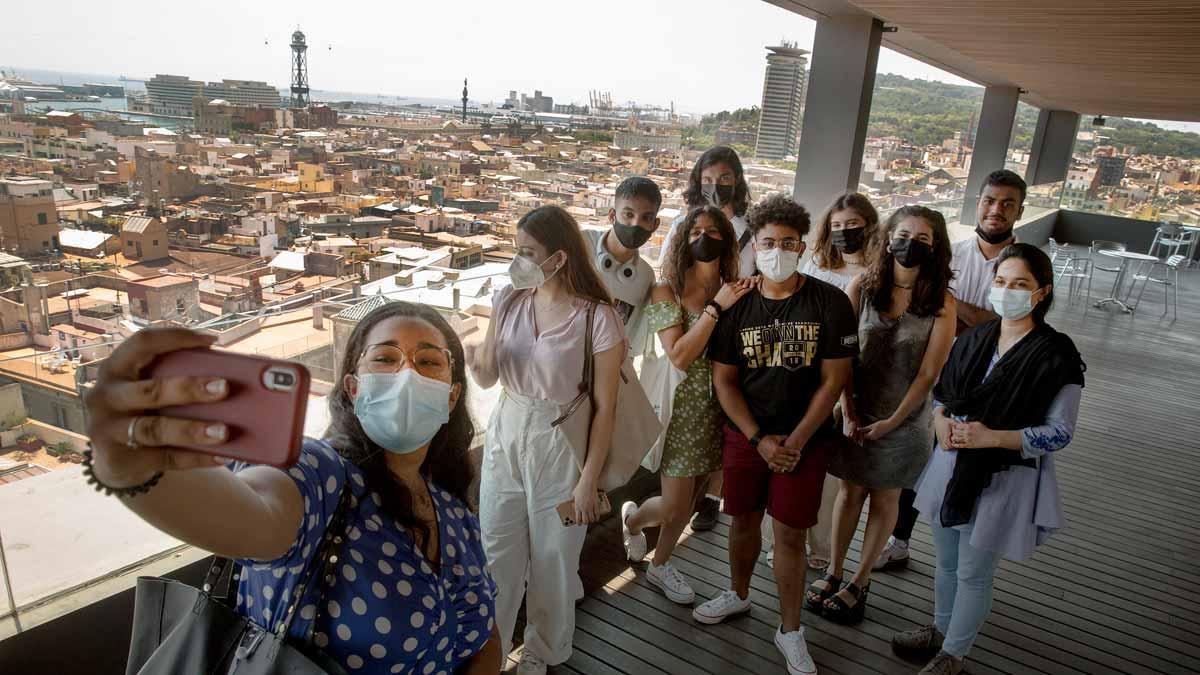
(721, 425, 831, 530)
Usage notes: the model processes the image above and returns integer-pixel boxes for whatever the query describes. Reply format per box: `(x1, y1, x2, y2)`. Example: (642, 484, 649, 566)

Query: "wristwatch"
(749, 433, 763, 448)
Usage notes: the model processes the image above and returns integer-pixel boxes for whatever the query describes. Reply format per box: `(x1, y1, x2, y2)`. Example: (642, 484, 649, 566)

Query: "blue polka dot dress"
(233, 440, 497, 674)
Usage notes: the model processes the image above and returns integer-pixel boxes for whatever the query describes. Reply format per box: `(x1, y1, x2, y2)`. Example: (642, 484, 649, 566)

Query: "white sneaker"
(621, 501, 647, 562)
(517, 648, 547, 675)
(646, 561, 695, 605)
(873, 536, 910, 571)
(775, 626, 818, 674)
(692, 589, 751, 625)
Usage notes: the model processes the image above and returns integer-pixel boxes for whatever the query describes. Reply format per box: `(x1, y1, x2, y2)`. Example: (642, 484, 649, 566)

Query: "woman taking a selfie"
(84, 303, 501, 675)
(467, 205, 626, 675)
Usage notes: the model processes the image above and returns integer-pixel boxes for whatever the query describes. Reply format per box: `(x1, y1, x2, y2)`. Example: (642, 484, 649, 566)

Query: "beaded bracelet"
(81, 448, 164, 497)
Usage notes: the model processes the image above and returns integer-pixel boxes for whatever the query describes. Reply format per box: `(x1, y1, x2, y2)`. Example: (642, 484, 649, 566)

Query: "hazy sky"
(1, 0, 975, 114)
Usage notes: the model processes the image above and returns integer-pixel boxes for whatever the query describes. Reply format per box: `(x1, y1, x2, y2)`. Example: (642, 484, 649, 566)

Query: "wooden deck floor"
(545, 263, 1200, 674)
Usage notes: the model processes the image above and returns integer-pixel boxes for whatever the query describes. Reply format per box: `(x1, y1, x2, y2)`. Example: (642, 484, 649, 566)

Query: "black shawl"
(933, 320, 1085, 526)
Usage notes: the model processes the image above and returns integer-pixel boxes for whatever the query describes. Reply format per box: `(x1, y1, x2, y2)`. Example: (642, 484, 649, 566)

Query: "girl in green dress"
(621, 205, 754, 604)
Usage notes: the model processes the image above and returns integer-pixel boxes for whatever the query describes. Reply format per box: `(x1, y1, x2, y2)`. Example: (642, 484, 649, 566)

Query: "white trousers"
(479, 390, 587, 665)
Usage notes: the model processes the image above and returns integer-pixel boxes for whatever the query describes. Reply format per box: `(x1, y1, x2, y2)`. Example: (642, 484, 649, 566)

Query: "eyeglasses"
(359, 344, 453, 378)
(756, 237, 802, 252)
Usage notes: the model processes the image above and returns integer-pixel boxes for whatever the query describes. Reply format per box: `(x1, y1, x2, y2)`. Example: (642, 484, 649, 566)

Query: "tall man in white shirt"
(875, 169, 1027, 571)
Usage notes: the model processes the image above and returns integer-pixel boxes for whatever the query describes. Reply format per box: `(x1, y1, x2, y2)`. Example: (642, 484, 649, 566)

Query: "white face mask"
(989, 287, 1037, 321)
(353, 370, 451, 454)
(508, 253, 559, 290)
(756, 248, 799, 283)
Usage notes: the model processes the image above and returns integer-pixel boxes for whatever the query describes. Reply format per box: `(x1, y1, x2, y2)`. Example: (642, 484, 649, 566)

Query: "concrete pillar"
(1025, 109, 1080, 186)
(312, 303, 324, 329)
(792, 15, 883, 214)
(961, 85, 1021, 224)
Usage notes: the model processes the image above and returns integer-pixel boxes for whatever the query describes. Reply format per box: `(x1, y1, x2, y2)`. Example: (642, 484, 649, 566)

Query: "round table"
(1094, 250, 1159, 313)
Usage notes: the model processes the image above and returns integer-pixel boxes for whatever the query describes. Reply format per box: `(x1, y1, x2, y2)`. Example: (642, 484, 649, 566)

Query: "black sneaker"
(691, 496, 720, 531)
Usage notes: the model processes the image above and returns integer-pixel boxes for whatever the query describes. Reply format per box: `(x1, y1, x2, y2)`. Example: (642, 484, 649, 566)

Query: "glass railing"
(0, 285, 511, 638)
(1024, 179, 1065, 220)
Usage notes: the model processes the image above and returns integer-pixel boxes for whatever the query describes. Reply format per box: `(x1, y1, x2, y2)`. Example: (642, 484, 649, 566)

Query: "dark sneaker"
(892, 624, 945, 661)
(691, 496, 720, 531)
(918, 651, 964, 675)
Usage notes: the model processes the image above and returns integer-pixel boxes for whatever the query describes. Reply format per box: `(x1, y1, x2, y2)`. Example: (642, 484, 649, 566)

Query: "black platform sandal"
(823, 582, 869, 625)
(804, 574, 841, 613)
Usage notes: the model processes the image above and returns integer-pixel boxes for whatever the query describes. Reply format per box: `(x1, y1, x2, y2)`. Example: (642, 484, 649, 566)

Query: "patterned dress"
(646, 299, 724, 478)
(233, 441, 497, 675)
(828, 292, 936, 490)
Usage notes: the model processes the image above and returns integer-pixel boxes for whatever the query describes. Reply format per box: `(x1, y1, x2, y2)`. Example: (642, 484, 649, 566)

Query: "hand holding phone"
(146, 348, 310, 467)
(556, 491, 612, 527)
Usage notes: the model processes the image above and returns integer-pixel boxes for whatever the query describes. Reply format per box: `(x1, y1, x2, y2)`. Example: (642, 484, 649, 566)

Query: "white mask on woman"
(989, 287, 1037, 321)
(508, 253, 560, 290)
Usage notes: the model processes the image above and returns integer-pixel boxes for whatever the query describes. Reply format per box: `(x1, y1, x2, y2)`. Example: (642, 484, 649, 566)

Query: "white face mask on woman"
(989, 287, 1038, 321)
(756, 247, 800, 283)
(508, 253, 561, 290)
(353, 369, 451, 453)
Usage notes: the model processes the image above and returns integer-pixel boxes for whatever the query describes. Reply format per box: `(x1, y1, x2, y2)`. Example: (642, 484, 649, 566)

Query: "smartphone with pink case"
(146, 347, 310, 467)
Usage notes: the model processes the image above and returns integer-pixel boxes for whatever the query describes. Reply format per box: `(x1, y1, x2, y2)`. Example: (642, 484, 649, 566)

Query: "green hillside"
(690, 73, 1200, 159)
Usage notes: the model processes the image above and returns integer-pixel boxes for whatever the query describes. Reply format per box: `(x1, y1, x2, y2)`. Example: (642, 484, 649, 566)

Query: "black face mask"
(613, 221, 652, 249)
(701, 183, 735, 208)
(975, 224, 1013, 245)
(831, 227, 866, 254)
(691, 233, 729, 263)
(891, 237, 931, 269)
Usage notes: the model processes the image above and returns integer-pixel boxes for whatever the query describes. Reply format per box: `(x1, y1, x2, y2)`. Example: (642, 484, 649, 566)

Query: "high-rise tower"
(754, 43, 809, 160)
(290, 29, 310, 108)
(462, 78, 468, 122)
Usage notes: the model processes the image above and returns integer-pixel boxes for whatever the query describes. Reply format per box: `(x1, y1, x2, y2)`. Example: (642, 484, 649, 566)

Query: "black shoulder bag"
(125, 482, 354, 675)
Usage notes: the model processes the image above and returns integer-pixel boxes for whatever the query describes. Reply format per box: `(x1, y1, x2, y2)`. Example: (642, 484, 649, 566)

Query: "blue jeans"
(932, 522, 1004, 657)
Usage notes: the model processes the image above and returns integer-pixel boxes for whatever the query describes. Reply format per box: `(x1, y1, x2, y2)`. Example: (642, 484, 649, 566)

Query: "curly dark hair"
(327, 301, 475, 548)
(661, 206, 740, 297)
(746, 193, 811, 237)
(812, 192, 881, 270)
(682, 146, 751, 216)
(861, 205, 953, 318)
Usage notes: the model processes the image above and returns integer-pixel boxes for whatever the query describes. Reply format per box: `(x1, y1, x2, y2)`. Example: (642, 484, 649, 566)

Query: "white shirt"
(799, 259, 857, 293)
(659, 213, 757, 280)
(583, 228, 655, 353)
(950, 237, 1000, 309)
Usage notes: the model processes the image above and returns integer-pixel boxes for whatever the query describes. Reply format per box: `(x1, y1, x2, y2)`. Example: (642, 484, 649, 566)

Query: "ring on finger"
(126, 416, 141, 449)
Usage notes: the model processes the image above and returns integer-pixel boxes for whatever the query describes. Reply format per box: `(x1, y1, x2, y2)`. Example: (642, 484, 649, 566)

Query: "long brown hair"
(327, 301, 476, 546)
(812, 192, 881, 270)
(661, 206, 739, 296)
(861, 205, 953, 318)
(517, 205, 612, 306)
(682, 146, 751, 217)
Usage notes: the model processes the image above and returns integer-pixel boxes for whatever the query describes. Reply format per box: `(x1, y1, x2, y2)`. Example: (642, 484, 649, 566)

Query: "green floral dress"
(646, 300, 725, 478)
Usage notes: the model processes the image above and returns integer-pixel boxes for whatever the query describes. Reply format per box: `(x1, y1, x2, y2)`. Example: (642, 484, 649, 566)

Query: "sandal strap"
(825, 582, 870, 611)
(810, 574, 841, 593)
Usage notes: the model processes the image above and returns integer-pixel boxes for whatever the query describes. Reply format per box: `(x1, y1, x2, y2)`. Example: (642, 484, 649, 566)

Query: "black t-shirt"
(708, 275, 858, 435)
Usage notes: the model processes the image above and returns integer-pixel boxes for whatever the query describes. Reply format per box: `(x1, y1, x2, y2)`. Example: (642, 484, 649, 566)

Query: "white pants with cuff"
(479, 390, 587, 666)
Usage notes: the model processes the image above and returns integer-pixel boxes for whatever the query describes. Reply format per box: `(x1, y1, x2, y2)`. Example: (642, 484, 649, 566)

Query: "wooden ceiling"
(766, 0, 1200, 122)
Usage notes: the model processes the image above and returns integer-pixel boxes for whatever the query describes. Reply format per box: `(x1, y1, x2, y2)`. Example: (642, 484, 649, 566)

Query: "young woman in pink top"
(466, 205, 626, 675)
